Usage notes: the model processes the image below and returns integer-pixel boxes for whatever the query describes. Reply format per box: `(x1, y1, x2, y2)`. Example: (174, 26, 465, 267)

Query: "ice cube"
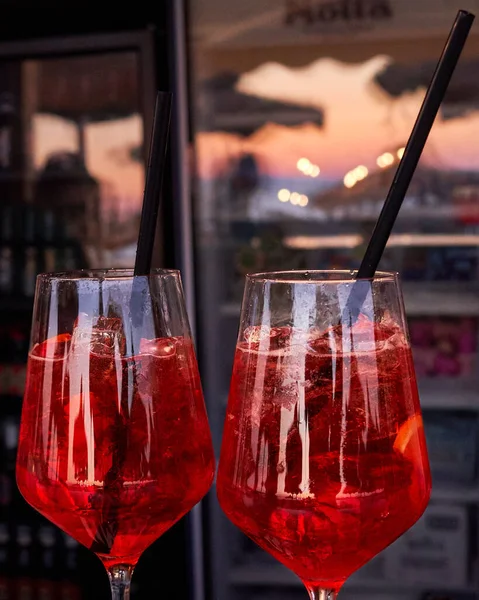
(243, 326, 292, 351)
(350, 315, 377, 353)
(73, 312, 89, 329)
(244, 325, 272, 344)
(305, 316, 406, 356)
(71, 316, 126, 357)
(139, 337, 177, 357)
(306, 337, 330, 357)
(268, 505, 343, 559)
(306, 326, 324, 340)
(286, 327, 320, 348)
(37, 526, 56, 548)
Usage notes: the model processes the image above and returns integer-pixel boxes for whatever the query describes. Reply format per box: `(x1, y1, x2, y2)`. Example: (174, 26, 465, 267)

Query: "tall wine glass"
(217, 270, 431, 600)
(16, 269, 215, 599)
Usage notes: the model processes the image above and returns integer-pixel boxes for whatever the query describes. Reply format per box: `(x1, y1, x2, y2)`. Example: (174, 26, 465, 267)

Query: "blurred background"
(1, 0, 479, 599)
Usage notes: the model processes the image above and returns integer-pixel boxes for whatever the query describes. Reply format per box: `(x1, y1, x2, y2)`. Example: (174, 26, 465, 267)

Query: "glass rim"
(246, 270, 399, 284)
(36, 268, 180, 282)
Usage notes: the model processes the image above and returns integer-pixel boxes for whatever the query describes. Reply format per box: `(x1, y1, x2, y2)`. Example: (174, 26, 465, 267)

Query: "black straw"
(357, 9, 474, 279)
(90, 91, 172, 557)
(134, 91, 173, 276)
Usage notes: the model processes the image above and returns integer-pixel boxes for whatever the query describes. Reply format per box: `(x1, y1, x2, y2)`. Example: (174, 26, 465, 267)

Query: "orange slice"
(31, 333, 72, 358)
(54, 333, 72, 343)
(393, 414, 424, 457)
(394, 414, 432, 506)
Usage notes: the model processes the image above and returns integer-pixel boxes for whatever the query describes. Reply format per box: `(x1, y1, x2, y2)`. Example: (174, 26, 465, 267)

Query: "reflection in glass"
(16, 270, 215, 599)
(0, 52, 145, 278)
(217, 271, 431, 599)
(189, 7, 479, 599)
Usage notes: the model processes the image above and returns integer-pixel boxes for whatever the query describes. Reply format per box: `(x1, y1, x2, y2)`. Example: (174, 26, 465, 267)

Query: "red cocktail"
(217, 271, 431, 599)
(17, 332, 214, 566)
(16, 270, 215, 598)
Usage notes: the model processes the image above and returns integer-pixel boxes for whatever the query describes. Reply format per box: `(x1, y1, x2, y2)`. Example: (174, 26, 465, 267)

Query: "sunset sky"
(195, 56, 479, 181)
(32, 54, 479, 221)
(33, 113, 144, 217)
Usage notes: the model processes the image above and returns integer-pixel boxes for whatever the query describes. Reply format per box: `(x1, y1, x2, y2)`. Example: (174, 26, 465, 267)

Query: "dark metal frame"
(0, 30, 156, 177)
(0, 17, 207, 600)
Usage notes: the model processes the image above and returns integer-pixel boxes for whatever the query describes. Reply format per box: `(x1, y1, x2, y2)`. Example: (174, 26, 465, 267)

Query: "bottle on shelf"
(0, 520, 15, 599)
(3, 414, 22, 525)
(43, 210, 55, 245)
(61, 533, 78, 575)
(0, 204, 12, 244)
(0, 522, 9, 575)
(0, 247, 13, 296)
(23, 248, 37, 298)
(55, 246, 76, 272)
(22, 204, 37, 298)
(43, 210, 57, 274)
(0, 92, 16, 174)
(0, 413, 15, 518)
(24, 205, 35, 246)
(37, 525, 56, 573)
(0, 442, 11, 516)
(16, 524, 35, 600)
(10, 203, 28, 298)
(9, 326, 29, 365)
(36, 525, 59, 600)
(0, 203, 13, 296)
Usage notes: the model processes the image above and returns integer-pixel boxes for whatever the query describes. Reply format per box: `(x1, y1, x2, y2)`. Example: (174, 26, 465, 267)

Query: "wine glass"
(16, 269, 215, 599)
(217, 270, 431, 600)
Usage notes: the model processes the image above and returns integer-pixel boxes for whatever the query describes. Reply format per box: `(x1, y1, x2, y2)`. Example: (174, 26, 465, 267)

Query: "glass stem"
(108, 565, 133, 600)
(308, 589, 338, 600)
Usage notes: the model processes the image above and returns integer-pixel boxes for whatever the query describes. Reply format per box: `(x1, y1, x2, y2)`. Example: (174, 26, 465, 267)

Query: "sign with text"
(285, 0, 394, 28)
(191, 0, 479, 47)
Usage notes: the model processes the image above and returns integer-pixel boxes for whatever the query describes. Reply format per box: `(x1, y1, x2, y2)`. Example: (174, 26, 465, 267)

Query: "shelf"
(229, 562, 299, 587)
(228, 562, 478, 593)
(345, 577, 478, 595)
(403, 285, 479, 316)
(221, 283, 479, 318)
(431, 485, 479, 503)
(283, 232, 479, 250)
(419, 379, 479, 411)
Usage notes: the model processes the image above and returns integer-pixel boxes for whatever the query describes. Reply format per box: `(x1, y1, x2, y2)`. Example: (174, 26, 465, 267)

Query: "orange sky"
(33, 55, 479, 210)
(33, 113, 145, 217)
(195, 56, 479, 181)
